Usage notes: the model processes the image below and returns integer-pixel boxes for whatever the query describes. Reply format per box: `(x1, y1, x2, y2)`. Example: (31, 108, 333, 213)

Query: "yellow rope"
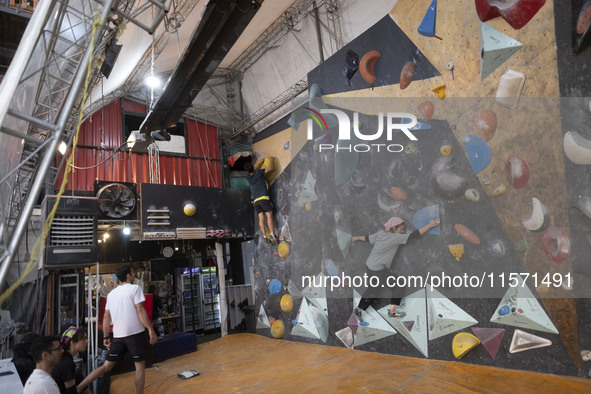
(0, 16, 102, 306)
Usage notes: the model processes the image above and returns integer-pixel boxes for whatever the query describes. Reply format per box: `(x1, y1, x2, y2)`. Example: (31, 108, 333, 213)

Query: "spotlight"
(145, 75, 161, 88)
(58, 141, 68, 155)
(123, 227, 131, 235)
(103, 233, 110, 240)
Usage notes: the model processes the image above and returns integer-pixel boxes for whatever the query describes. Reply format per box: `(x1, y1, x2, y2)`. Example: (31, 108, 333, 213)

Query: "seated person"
(52, 327, 91, 394)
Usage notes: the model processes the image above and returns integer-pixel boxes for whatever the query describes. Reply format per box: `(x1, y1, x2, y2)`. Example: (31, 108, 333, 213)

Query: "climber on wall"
(244, 157, 277, 244)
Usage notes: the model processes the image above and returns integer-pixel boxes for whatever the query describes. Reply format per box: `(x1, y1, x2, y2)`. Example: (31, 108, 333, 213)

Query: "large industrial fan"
(96, 183, 137, 219)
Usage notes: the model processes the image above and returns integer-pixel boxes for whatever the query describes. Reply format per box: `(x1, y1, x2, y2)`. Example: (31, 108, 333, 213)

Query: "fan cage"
(50, 215, 95, 246)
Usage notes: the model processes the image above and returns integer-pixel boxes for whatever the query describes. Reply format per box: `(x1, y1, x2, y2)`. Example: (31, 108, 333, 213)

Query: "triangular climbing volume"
(480, 22, 523, 80)
(426, 287, 478, 340)
(291, 298, 321, 340)
(471, 327, 505, 359)
(352, 290, 397, 347)
(509, 329, 552, 353)
(256, 305, 271, 329)
(490, 275, 558, 334)
(378, 289, 429, 357)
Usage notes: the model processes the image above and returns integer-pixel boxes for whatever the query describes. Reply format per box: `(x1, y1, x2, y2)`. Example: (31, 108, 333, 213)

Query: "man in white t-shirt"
(77, 265, 157, 394)
(23, 336, 63, 394)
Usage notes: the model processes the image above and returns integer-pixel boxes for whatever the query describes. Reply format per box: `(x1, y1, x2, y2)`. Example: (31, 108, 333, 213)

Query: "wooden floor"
(111, 333, 591, 393)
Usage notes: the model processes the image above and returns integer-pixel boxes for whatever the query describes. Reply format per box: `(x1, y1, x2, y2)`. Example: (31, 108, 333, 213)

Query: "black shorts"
(106, 330, 148, 362)
(254, 199, 273, 214)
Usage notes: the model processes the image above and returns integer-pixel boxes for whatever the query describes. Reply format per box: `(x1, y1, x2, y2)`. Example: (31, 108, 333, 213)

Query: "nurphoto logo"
(306, 109, 419, 152)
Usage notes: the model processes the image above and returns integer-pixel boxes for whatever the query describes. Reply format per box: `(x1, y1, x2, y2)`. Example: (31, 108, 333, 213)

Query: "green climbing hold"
(514, 239, 527, 253)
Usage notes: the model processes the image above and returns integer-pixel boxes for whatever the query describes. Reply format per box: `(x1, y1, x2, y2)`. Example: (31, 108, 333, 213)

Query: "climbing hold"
(390, 187, 408, 201)
(305, 202, 312, 211)
(455, 224, 480, 245)
(475, 0, 546, 29)
(576, 195, 591, 220)
(575, 2, 591, 54)
(449, 244, 465, 261)
(431, 84, 446, 98)
(359, 50, 381, 85)
(413, 204, 441, 235)
(418, 101, 435, 121)
(509, 329, 551, 353)
(284, 141, 290, 150)
(378, 190, 401, 214)
(541, 227, 571, 265)
(432, 156, 468, 200)
(452, 332, 480, 359)
(514, 239, 527, 253)
(280, 294, 293, 313)
(473, 110, 497, 141)
(405, 143, 416, 155)
(400, 61, 416, 90)
(278, 241, 290, 259)
(462, 135, 492, 174)
(440, 144, 452, 156)
(581, 349, 591, 362)
(269, 279, 282, 295)
(270, 320, 285, 339)
(480, 23, 523, 80)
(498, 305, 510, 317)
(506, 154, 529, 189)
(496, 69, 526, 109)
(418, 0, 441, 39)
(183, 203, 197, 216)
(464, 188, 480, 203)
(563, 131, 591, 165)
(344, 49, 359, 85)
(490, 240, 505, 256)
(522, 197, 549, 232)
(492, 184, 507, 196)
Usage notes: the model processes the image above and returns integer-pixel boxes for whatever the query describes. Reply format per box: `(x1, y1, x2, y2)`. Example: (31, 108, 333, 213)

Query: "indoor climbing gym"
(1, 0, 591, 392)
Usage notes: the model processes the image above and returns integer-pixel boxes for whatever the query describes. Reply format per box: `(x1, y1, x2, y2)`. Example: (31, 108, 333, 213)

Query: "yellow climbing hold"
(270, 320, 285, 339)
(448, 244, 465, 261)
(432, 84, 446, 99)
(305, 202, 312, 211)
(452, 332, 480, 359)
(440, 145, 452, 156)
(280, 294, 293, 313)
(278, 241, 290, 259)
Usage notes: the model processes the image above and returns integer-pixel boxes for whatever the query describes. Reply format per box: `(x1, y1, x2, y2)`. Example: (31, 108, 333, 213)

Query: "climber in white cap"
(352, 215, 440, 320)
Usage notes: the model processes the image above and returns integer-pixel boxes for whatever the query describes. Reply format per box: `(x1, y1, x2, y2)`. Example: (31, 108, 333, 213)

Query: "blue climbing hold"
(498, 305, 511, 316)
(269, 279, 282, 295)
(413, 204, 441, 235)
(462, 134, 492, 174)
(418, 0, 437, 37)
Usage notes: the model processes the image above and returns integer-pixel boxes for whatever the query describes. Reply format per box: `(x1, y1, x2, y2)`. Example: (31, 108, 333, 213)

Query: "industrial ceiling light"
(145, 74, 161, 88)
(58, 141, 68, 155)
(123, 224, 131, 235)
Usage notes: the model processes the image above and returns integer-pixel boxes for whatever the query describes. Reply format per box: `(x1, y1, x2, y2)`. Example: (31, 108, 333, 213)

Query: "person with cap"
(244, 157, 277, 243)
(51, 327, 90, 394)
(23, 336, 63, 394)
(352, 216, 440, 320)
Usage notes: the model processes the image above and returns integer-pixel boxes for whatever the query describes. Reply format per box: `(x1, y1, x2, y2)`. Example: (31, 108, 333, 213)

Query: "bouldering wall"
(249, 0, 591, 377)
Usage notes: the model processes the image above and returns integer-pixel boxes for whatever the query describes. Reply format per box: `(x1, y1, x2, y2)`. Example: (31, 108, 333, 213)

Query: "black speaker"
(42, 195, 98, 268)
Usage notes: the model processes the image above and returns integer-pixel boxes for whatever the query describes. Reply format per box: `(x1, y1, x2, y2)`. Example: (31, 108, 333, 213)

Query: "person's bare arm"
(418, 217, 440, 235)
(352, 235, 367, 242)
(135, 303, 158, 345)
(102, 309, 112, 350)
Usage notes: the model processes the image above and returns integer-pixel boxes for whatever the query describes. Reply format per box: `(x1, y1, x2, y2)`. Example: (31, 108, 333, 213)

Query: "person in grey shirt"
(352, 216, 440, 320)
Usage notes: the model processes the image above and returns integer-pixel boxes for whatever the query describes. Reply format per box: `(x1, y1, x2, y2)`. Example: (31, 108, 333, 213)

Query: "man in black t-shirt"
(244, 158, 277, 243)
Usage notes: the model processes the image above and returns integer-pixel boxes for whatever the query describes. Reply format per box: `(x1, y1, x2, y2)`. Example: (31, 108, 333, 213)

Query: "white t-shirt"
(23, 369, 60, 394)
(105, 283, 146, 338)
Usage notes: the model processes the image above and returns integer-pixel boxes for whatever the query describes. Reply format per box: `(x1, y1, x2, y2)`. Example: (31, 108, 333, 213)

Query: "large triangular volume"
(509, 329, 552, 353)
(490, 275, 558, 334)
(426, 287, 478, 340)
(297, 170, 318, 206)
(480, 23, 523, 80)
(352, 290, 397, 347)
(256, 305, 271, 329)
(418, 0, 438, 37)
(471, 327, 505, 359)
(291, 298, 321, 340)
(301, 272, 328, 315)
(378, 289, 429, 357)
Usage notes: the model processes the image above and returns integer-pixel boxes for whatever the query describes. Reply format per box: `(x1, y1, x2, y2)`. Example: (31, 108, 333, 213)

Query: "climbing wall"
(251, 0, 591, 377)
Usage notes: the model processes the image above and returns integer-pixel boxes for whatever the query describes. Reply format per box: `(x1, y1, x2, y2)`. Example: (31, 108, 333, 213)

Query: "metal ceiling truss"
(0, 0, 172, 289)
(223, 0, 344, 136)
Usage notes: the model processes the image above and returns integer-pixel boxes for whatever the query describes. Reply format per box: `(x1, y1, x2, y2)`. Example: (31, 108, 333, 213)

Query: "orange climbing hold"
(359, 50, 381, 85)
(454, 224, 480, 245)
